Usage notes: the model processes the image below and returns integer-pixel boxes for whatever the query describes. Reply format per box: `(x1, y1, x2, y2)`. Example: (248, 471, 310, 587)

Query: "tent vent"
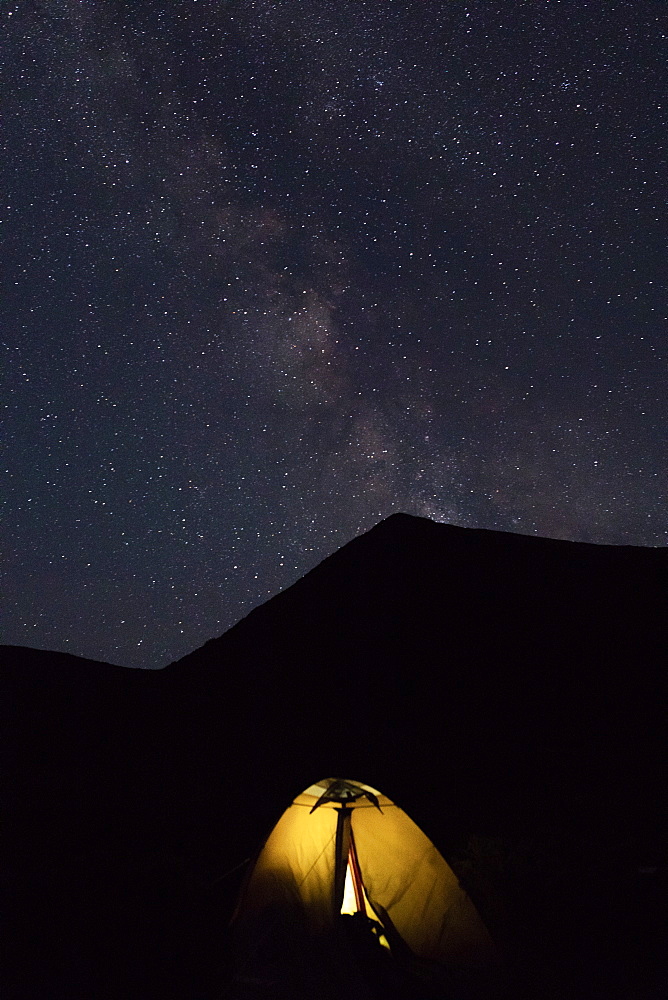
(309, 779, 382, 813)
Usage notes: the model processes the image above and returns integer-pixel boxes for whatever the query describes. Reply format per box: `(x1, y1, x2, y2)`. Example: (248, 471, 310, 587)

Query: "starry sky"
(3, 1, 666, 667)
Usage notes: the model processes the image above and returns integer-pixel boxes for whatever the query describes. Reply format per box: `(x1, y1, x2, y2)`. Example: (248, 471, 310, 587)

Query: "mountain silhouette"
(161, 513, 666, 842)
(2, 514, 666, 998)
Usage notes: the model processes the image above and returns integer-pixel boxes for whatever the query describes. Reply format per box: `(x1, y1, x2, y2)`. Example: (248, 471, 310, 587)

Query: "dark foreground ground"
(2, 515, 666, 998)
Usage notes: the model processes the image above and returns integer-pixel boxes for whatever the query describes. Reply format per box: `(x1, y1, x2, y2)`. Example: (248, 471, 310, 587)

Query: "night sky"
(4, 2, 666, 668)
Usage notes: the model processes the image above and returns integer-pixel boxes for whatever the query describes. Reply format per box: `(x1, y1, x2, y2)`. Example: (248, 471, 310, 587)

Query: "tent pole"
(348, 829, 365, 913)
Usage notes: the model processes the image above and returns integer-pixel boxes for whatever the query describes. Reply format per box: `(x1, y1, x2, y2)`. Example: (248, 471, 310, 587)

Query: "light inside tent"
(340, 852, 390, 950)
(341, 861, 358, 916)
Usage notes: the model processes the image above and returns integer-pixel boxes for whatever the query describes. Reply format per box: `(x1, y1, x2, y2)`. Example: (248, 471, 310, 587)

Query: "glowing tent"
(232, 779, 495, 994)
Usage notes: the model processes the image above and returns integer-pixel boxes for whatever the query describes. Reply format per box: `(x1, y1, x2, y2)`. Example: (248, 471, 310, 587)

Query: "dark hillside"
(164, 513, 666, 845)
(1, 648, 167, 997)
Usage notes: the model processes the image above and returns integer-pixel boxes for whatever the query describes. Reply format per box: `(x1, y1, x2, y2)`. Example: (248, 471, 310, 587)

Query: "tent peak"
(309, 779, 382, 813)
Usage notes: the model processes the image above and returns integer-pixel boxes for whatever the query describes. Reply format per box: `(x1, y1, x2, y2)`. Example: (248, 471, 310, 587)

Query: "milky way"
(3, 2, 666, 666)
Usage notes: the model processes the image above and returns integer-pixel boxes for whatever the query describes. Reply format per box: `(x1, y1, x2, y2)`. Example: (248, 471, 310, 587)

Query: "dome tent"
(231, 779, 496, 997)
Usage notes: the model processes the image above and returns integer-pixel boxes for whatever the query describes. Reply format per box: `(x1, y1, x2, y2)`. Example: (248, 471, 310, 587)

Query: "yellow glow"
(235, 779, 495, 968)
(341, 863, 357, 915)
(377, 931, 391, 951)
(340, 860, 391, 950)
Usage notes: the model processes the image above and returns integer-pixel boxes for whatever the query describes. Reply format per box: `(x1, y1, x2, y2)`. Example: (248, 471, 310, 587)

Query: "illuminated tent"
(232, 779, 496, 994)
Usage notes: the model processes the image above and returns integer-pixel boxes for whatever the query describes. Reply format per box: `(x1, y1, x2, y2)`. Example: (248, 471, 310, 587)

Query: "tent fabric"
(235, 791, 337, 935)
(233, 778, 495, 971)
(352, 800, 492, 967)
